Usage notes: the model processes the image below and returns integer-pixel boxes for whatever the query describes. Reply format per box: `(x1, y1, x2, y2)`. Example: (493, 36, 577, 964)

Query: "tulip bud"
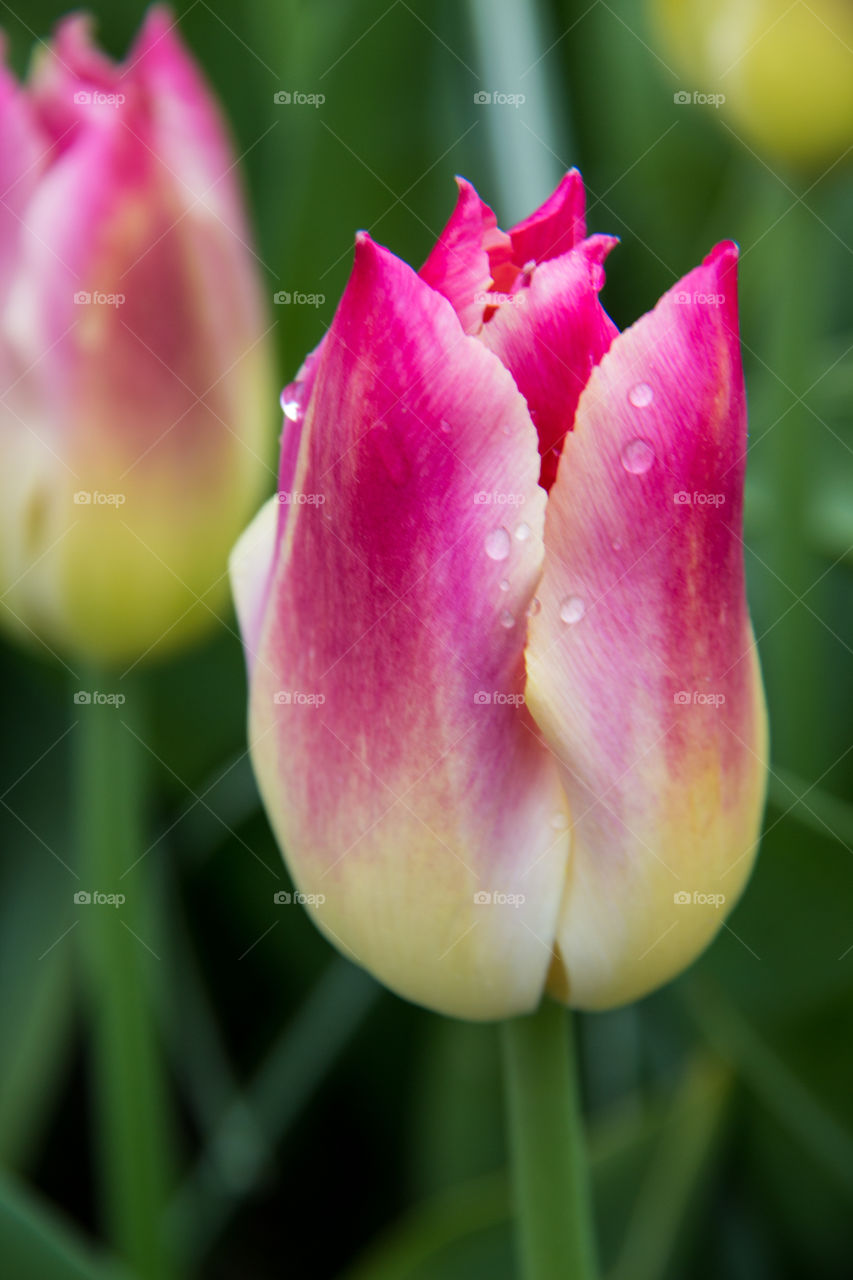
(0, 8, 274, 663)
(651, 0, 853, 168)
(232, 174, 768, 1020)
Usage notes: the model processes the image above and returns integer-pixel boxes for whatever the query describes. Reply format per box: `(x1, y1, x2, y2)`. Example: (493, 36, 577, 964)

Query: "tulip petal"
(508, 168, 586, 266)
(0, 54, 46, 296)
(419, 177, 508, 334)
(245, 234, 571, 1020)
(129, 7, 246, 228)
(525, 243, 768, 1009)
(479, 234, 618, 491)
(230, 495, 280, 673)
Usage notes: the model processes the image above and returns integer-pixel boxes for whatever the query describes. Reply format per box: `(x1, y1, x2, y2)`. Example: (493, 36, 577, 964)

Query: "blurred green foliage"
(1, 1, 852, 1277)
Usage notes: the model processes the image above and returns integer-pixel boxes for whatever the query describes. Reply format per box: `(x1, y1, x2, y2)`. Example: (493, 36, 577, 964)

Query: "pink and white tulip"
(231, 172, 768, 1020)
(0, 8, 273, 662)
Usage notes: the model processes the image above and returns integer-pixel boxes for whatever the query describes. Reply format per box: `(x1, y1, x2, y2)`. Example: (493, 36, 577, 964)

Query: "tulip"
(0, 8, 274, 663)
(651, 0, 853, 168)
(231, 172, 768, 1020)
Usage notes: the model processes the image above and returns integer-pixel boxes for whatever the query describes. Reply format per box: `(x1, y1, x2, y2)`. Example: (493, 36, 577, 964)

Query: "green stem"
(74, 672, 178, 1280)
(501, 1000, 598, 1280)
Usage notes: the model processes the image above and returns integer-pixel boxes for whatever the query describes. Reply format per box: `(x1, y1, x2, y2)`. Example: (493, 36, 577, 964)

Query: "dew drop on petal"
(514, 521, 532, 542)
(628, 381, 654, 408)
(621, 438, 655, 474)
(559, 595, 585, 624)
(526, 597, 541, 617)
(282, 399, 300, 421)
(485, 528, 511, 561)
(499, 578, 511, 592)
(439, 419, 451, 434)
(612, 538, 622, 551)
(499, 609, 515, 629)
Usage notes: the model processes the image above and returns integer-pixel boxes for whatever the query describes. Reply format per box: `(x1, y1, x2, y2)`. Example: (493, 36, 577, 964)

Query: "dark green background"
(1, 2, 852, 1277)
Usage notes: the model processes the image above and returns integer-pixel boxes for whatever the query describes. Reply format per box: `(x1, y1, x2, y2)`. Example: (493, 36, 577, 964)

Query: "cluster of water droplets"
(482, 379, 656, 633)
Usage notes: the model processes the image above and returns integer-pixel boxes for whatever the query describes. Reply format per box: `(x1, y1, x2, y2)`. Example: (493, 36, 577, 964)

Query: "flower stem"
(501, 1000, 598, 1280)
(75, 672, 178, 1280)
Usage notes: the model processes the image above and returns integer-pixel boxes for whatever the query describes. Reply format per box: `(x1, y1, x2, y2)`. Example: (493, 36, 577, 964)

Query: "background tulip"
(232, 174, 768, 1021)
(0, 7, 274, 663)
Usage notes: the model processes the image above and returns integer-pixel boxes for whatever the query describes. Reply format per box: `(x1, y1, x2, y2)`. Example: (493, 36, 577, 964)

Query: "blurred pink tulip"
(231, 172, 768, 1020)
(0, 7, 274, 662)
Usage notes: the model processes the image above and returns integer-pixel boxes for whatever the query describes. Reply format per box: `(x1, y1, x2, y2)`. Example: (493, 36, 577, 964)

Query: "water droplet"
(612, 538, 623, 552)
(628, 381, 654, 408)
(514, 522, 531, 542)
(499, 578, 510, 592)
(439, 418, 451, 434)
(523, 259, 537, 274)
(621, 438, 655, 474)
(559, 596, 585, 624)
(499, 609, 515, 629)
(485, 528, 511, 561)
(282, 399, 300, 421)
(526, 597, 541, 617)
(550, 812, 569, 830)
(501, 423, 513, 436)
